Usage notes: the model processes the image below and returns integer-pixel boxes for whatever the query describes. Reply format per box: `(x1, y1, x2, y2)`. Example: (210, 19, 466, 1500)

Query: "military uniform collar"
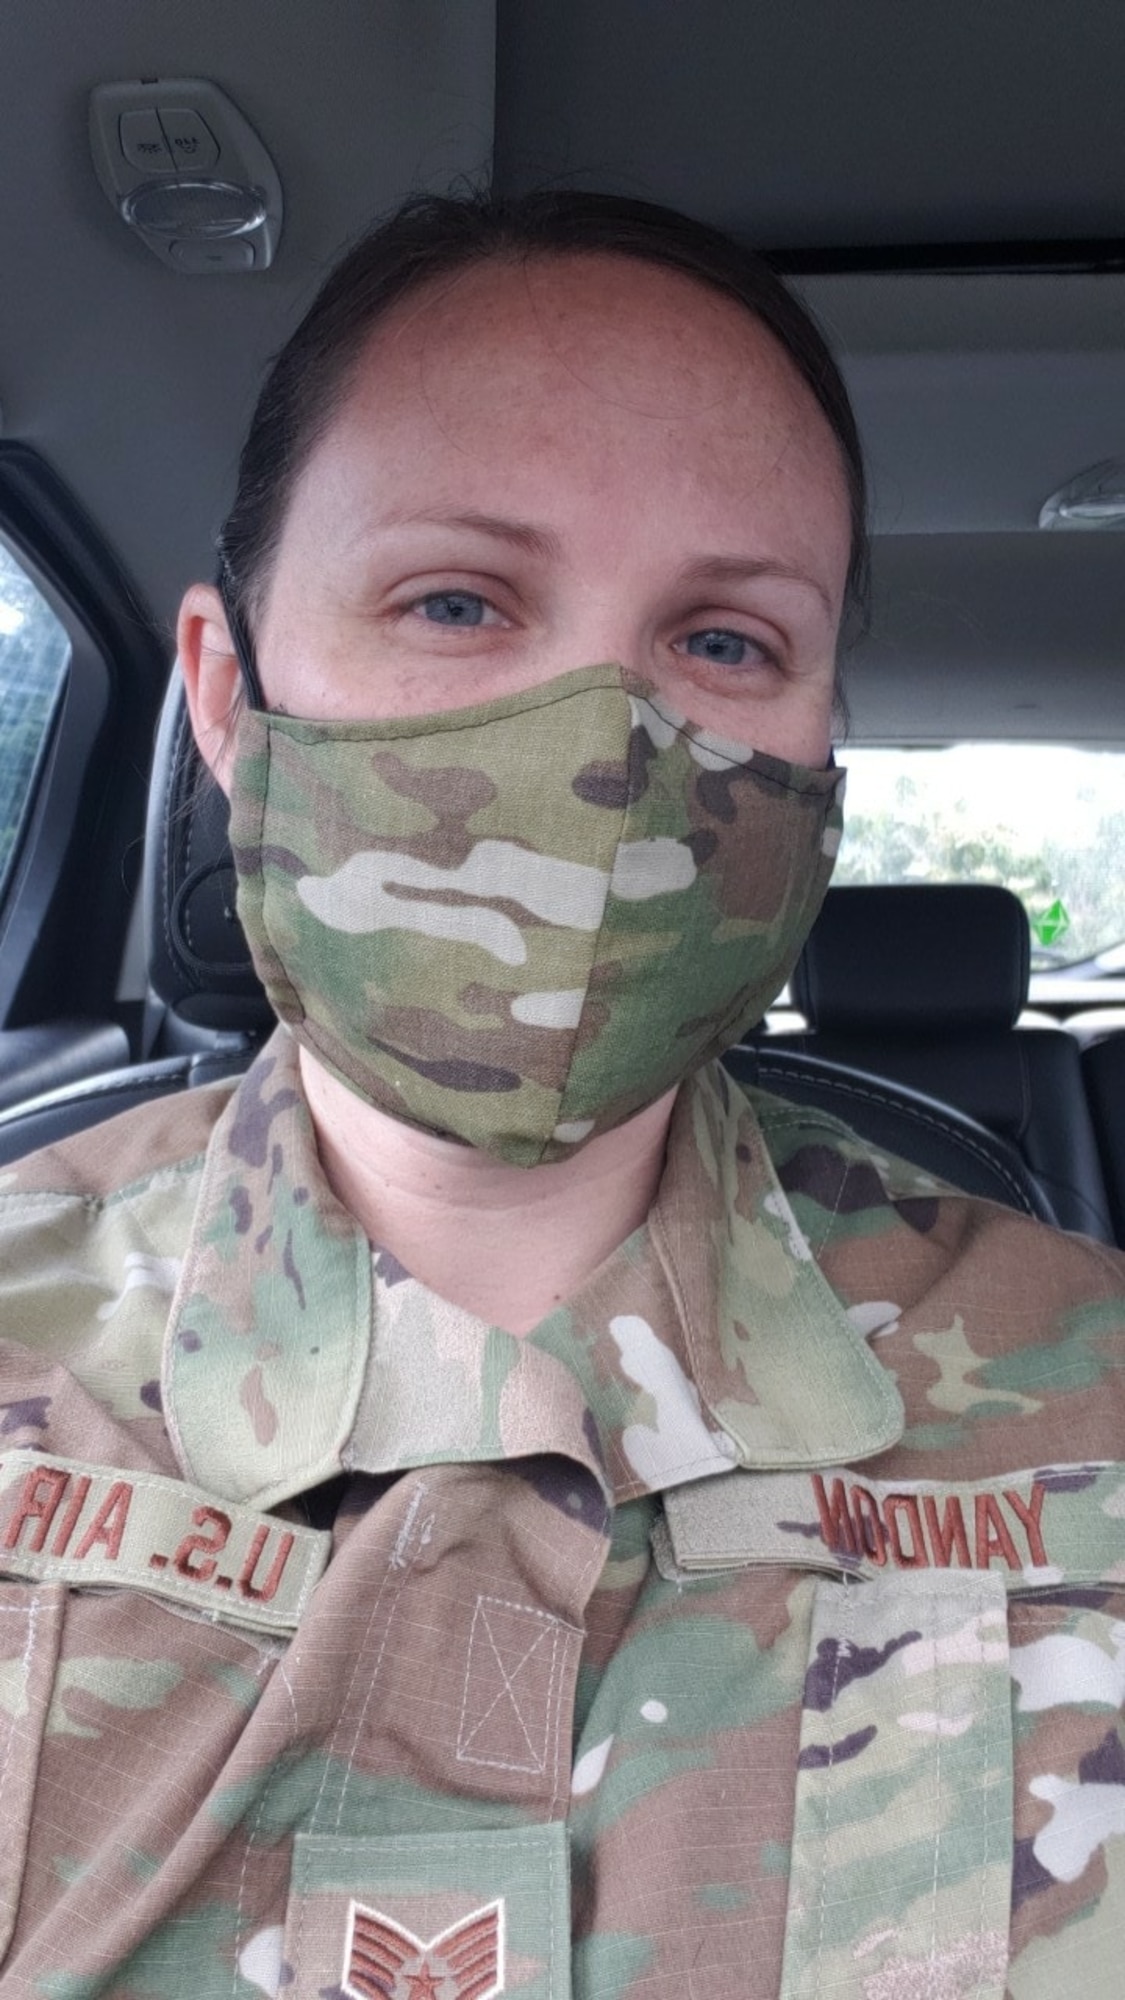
(163, 1034, 903, 1509)
(651, 1063, 903, 1467)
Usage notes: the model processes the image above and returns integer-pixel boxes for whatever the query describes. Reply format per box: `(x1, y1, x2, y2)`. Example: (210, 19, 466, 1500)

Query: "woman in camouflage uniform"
(0, 192, 1123, 1999)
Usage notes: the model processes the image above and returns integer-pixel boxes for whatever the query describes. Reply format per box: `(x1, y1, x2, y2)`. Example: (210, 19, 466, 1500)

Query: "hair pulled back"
(218, 188, 868, 642)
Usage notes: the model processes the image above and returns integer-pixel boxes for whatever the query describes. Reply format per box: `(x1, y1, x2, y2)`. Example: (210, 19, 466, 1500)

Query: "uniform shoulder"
(0, 1079, 236, 1203)
(732, 1069, 1125, 1288)
(735, 1074, 948, 1201)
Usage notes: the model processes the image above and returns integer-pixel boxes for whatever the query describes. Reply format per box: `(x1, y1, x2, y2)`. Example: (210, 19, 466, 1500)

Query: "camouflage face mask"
(227, 663, 844, 1167)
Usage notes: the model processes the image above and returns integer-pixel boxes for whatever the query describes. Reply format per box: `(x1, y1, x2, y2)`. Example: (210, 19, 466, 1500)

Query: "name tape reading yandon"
(662, 1462, 1125, 1590)
(0, 1451, 330, 1634)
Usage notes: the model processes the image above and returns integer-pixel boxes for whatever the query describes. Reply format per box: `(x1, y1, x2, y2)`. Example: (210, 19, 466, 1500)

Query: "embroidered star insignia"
(342, 1899, 505, 2000)
(405, 1968, 443, 2000)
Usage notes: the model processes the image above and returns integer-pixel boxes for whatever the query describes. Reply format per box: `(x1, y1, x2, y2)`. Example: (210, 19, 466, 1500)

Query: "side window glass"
(0, 541, 70, 898)
(837, 744, 1125, 973)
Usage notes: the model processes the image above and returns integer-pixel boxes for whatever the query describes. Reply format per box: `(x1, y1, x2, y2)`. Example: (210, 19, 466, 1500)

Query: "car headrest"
(791, 884, 1030, 1032)
(142, 674, 271, 1032)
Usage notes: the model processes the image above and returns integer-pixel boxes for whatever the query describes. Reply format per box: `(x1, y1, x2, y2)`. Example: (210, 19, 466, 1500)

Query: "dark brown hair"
(218, 188, 868, 652)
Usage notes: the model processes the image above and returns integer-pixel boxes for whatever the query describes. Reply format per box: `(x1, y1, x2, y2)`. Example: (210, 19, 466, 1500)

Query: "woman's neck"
(299, 1048, 677, 1336)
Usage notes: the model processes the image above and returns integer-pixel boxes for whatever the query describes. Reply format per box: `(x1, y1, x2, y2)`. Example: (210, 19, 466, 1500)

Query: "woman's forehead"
(281, 250, 851, 592)
(342, 251, 838, 459)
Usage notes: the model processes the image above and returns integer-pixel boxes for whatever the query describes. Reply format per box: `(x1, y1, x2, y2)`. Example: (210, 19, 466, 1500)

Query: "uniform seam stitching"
(0, 1153, 209, 1215)
(0, 1597, 39, 1813)
(813, 1580, 849, 1997)
(456, 1595, 561, 1774)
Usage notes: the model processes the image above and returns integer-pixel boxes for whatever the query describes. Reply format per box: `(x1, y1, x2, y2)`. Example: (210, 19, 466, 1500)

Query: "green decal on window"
(836, 745, 1125, 970)
(1030, 899, 1070, 947)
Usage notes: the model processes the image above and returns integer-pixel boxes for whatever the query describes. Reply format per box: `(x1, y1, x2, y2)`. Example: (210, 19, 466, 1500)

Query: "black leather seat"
(0, 679, 1075, 1235)
(0, 1018, 130, 1112)
(139, 674, 275, 1060)
(0, 677, 271, 1163)
(723, 1043, 1056, 1224)
(768, 883, 1114, 1242)
(1082, 1034, 1125, 1247)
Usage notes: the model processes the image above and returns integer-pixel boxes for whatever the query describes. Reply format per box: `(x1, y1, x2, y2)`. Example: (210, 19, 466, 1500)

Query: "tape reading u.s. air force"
(0, 1451, 329, 1634)
(659, 1461, 1125, 1593)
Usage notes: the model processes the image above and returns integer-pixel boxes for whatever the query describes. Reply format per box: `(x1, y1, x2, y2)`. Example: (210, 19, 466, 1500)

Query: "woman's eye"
(411, 590, 493, 627)
(682, 627, 770, 668)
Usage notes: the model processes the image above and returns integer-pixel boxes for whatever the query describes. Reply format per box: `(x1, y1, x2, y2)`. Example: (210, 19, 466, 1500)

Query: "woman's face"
(191, 252, 853, 770)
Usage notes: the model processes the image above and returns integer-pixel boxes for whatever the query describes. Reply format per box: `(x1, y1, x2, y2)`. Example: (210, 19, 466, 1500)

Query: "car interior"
(0, 1, 1123, 1245)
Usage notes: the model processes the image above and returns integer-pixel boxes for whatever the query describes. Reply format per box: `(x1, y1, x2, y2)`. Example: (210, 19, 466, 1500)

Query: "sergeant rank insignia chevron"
(341, 1899, 505, 2000)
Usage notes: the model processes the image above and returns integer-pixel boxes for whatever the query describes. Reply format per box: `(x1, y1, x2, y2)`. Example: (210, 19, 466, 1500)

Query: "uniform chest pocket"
(0, 1582, 64, 1967)
(658, 1461, 1125, 1999)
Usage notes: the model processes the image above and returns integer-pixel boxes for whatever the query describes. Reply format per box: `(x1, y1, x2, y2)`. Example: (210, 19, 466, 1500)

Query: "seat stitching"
(754, 1061, 1038, 1216)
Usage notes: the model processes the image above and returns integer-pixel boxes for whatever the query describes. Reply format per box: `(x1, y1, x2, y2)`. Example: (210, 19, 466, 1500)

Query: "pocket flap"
(283, 1825, 569, 2000)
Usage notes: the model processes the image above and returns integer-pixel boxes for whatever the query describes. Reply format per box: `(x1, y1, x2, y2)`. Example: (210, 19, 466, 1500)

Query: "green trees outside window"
(0, 544, 69, 892)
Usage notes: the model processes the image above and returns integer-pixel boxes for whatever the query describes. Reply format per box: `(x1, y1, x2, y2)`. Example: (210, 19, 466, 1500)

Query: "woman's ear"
(177, 582, 244, 794)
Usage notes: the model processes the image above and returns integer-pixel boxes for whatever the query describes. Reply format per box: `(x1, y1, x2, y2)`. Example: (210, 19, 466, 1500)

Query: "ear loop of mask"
(217, 566, 267, 711)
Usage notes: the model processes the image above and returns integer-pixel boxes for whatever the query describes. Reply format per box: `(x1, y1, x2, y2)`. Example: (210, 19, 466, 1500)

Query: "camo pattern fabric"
(0, 1029, 1124, 1998)
(226, 662, 843, 1165)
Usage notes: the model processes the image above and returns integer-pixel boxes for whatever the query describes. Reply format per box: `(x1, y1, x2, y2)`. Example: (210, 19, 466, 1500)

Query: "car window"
(837, 743, 1125, 971)
(0, 539, 70, 899)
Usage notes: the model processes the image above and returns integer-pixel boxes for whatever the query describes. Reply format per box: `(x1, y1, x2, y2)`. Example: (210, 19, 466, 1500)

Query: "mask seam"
(259, 673, 629, 745)
(633, 690, 841, 788)
(545, 733, 837, 1148)
(669, 800, 839, 1071)
(543, 718, 638, 1163)
(257, 681, 838, 792)
(253, 716, 310, 1034)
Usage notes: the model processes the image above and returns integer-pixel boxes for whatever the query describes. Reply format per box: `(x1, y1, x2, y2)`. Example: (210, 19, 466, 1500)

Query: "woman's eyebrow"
(372, 514, 833, 613)
(381, 508, 563, 562)
(678, 554, 834, 614)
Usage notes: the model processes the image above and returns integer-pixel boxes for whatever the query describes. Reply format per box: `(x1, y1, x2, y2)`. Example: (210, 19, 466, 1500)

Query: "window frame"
(0, 558, 71, 904)
(0, 444, 165, 1034)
